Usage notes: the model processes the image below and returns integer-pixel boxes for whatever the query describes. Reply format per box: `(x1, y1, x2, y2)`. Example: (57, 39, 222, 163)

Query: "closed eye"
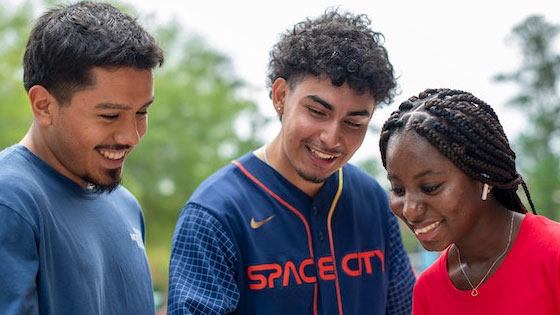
(345, 120, 362, 128)
(422, 184, 441, 194)
(390, 186, 405, 196)
(100, 114, 118, 120)
(307, 106, 325, 116)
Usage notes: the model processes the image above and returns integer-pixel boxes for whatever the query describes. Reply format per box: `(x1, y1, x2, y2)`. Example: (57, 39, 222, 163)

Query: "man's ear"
(271, 78, 287, 116)
(28, 85, 57, 126)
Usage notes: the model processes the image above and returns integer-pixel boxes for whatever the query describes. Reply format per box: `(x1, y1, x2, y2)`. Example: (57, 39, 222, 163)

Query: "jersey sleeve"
(385, 213, 416, 315)
(167, 203, 239, 315)
(0, 204, 40, 314)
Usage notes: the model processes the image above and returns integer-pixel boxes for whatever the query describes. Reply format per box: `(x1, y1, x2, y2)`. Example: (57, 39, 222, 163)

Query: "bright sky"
(126, 0, 560, 162)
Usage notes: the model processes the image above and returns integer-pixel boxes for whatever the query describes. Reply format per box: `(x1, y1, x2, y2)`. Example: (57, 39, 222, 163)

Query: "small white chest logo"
(130, 227, 145, 249)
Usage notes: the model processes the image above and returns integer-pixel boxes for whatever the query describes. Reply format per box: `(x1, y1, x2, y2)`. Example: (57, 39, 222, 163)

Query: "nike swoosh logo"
(250, 215, 275, 229)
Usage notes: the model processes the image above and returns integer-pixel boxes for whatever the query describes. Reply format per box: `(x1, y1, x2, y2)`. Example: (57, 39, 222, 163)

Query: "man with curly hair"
(168, 9, 415, 315)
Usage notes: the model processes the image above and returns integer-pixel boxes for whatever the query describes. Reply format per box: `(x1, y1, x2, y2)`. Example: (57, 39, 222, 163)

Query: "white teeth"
(310, 148, 335, 160)
(99, 149, 125, 160)
(415, 221, 441, 235)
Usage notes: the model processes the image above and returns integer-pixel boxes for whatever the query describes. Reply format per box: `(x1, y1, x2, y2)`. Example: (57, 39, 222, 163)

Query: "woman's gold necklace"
(455, 211, 514, 296)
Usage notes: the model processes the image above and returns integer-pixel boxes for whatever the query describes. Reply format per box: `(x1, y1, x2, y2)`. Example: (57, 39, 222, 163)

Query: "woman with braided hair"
(379, 88, 560, 314)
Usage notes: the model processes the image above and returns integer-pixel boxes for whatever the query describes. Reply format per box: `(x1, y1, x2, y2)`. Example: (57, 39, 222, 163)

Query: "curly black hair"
(23, 1, 164, 104)
(379, 88, 536, 214)
(267, 9, 396, 105)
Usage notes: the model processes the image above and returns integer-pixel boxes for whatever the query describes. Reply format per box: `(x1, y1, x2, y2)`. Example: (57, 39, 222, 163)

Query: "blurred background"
(2, 0, 559, 312)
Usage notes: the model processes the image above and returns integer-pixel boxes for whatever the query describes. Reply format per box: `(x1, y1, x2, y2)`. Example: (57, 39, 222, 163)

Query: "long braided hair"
(379, 88, 536, 214)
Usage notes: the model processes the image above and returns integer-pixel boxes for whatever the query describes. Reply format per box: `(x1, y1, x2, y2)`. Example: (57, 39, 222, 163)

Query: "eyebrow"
(413, 170, 439, 179)
(95, 97, 155, 110)
(387, 169, 445, 180)
(307, 95, 371, 117)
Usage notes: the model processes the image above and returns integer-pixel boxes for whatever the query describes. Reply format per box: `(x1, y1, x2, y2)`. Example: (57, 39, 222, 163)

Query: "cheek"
(284, 118, 312, 142)
(137, 118, 148, 138)
(388, 196, 404, 216)
(435, 188, 473, 221)
(346, 129, 367, 150)
(60, 123, 88, 151)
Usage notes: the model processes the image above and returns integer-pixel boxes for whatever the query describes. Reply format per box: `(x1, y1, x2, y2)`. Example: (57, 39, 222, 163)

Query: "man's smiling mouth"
(99, 149, 126, 160)
(308, 146, 339, 160)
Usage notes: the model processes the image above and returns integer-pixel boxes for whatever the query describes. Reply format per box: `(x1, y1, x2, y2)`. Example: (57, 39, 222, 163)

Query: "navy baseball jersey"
(168, 152, 415, 314)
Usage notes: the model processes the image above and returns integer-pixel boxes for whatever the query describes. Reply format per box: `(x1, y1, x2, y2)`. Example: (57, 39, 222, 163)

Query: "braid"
(521, 180, 537, 214)
(379, 88, 536, 214)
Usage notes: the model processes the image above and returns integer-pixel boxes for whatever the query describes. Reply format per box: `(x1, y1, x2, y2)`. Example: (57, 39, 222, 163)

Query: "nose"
(402, 194, 426, 223)
(114, 117, 142, 147)
(319, 120, 342, 149)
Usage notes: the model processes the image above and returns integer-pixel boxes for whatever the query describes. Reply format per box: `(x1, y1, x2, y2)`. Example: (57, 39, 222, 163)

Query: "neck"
(265, 137, 324, 197)
(454, 205, 516, 263)
(19, 123, 87, 187)
(19, 123, 42, 156)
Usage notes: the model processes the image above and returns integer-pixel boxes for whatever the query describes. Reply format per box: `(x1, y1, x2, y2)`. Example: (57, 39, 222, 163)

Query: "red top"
(413, 213, 560, 315)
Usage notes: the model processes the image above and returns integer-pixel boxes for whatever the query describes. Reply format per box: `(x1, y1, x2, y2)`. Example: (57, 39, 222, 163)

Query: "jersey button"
(319, 231, 325, 241)
(312, 206, 318, 216)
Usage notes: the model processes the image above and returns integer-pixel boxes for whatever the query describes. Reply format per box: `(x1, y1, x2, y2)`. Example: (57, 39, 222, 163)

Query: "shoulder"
(0, 145, 36, 183)
(188, 153, 259, 208)
(523, 214, 560, 240)
(0, 146, 47, 224)
(188, 163, 242, 207)
(412, 252, 447, 313)
(416, 250, 447, 287)
(341, 163, 391, 219)
(342, 163, 382, 185)
(526, 213, 560, 231)
(342, 163, 387, 196)
(522, 214, 560, 249)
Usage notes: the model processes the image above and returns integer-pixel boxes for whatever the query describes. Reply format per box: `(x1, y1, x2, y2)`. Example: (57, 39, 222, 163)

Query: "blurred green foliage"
(0, 1, 33, 144)
(495, 15, 560, 220)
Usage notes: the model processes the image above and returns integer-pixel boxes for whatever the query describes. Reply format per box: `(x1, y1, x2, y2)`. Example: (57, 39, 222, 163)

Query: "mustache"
(95, 144, 131, 151)
(306, 143, 344, 155)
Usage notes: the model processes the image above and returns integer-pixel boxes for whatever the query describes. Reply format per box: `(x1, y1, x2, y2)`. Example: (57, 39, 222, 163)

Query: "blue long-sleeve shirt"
(0, 145, 155, 314)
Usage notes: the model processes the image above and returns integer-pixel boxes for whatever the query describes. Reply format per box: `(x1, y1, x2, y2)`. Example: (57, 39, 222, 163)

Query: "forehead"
(386, 130, 453, 174)
(289, 75, 375, 112)
(67, 67, 154, 106)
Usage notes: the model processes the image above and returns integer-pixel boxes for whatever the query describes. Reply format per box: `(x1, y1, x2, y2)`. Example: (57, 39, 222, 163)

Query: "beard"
(82, 168, 121, 194)
(296, 167, 328, 184)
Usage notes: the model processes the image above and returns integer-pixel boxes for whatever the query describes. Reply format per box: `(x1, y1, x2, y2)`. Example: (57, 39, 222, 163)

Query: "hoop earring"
(481, 183, 490, 201)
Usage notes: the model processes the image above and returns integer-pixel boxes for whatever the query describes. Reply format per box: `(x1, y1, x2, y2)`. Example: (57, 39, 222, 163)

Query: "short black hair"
(379, 88, 536, 214)
(23, 1, 164, 104)
(267, 9, 396, 105)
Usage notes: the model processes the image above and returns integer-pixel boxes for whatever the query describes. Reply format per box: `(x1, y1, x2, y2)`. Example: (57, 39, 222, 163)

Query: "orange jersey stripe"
(327, 168, 344, 315)
(231, 160, 319, 315)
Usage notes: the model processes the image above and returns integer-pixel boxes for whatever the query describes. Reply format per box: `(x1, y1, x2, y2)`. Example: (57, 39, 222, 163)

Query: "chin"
(296, 169, 328, 184)
(82, 169, 122, 193)
(89, 182, 120, 194)
(419, 240, 449, 253)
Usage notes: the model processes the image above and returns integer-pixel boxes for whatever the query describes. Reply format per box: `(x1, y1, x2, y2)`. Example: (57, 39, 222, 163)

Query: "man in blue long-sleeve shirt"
(0, 2, 163, 314)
